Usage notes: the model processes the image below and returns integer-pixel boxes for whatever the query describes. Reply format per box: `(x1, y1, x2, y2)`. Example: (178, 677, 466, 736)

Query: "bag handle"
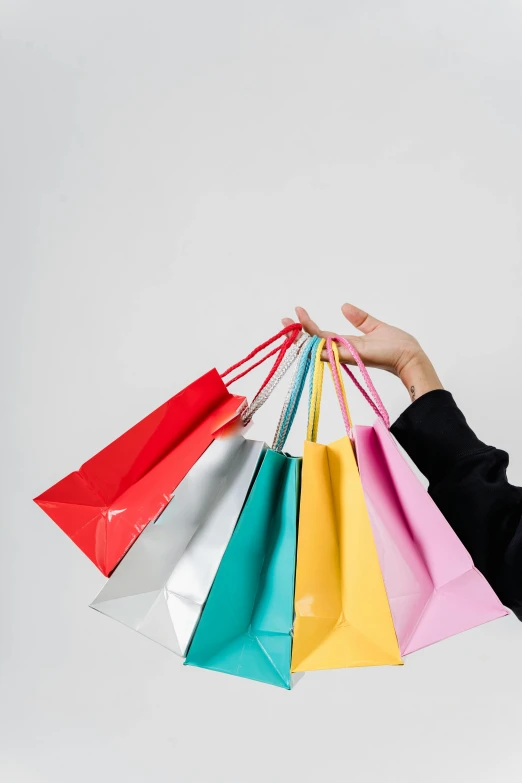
(324, 339, 354, 439)
(325, 337, 390, 437)
(241, 333, 309, 425)
(306, 338, 355, 441)
(306, 338, 326, 442)
(329, 336, 390, 429)
(220, 324, 302, 402)
(272, 335, 319, 451)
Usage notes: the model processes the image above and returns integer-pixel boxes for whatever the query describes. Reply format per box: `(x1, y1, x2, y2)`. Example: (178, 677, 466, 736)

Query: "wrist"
(399, 350, 443, 403)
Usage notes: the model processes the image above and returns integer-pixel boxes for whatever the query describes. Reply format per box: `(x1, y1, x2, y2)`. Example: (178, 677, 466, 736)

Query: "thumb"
(341, 303, 382, 334)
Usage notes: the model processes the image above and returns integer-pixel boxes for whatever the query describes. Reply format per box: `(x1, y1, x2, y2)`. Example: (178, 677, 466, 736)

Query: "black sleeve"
(390, 389, 522, 620)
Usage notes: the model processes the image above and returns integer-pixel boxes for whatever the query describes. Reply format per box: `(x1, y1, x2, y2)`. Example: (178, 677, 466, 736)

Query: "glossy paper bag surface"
(185, 449, 300, 690)
(291, 435, 402, 672)
(34, 369, 245, 575)
(90, 435, 265, 656)
(355, 419, 508, 655)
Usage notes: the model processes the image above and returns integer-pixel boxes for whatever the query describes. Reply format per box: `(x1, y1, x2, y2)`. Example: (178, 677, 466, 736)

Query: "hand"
(282, 303, 443, 402)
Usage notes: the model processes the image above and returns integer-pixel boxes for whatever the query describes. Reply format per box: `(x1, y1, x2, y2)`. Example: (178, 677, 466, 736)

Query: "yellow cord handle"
(329, 339, 353, 433)
(306, 338, 325, 442)
(306, 338, 354, 442)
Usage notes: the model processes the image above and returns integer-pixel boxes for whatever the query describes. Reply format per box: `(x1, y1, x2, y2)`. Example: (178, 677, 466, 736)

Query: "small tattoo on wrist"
(410, 385, 416, 401)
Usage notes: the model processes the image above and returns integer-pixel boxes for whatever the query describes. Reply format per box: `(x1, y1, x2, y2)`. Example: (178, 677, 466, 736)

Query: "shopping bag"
(33, 324, 302, 576)
(330, 335, 508, 655)
(291, 338, 402, 673)
(89, 333, 310, 656)
(90, 435, 267, 655)
(184, 337, 318, 689)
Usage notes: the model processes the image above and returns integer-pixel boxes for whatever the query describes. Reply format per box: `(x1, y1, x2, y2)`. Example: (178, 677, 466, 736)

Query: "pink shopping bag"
(327, 336, 508, 655)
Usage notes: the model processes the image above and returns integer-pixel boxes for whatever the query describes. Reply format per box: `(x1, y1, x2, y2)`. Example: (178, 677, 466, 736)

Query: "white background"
(2, 2, 522, 781)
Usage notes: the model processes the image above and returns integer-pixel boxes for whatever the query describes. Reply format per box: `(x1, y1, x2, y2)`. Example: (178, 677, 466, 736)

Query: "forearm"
(391, 390, 522, 617)
(398, 350, 444, 403)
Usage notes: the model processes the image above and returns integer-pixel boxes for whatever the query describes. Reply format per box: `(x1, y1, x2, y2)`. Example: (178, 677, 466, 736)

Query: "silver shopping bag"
(90, 335, 309, 656)
(90, 434, 266, 656)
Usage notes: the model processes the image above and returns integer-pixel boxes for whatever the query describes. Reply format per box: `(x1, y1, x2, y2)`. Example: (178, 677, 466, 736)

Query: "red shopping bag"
(34, 325, 301, 575)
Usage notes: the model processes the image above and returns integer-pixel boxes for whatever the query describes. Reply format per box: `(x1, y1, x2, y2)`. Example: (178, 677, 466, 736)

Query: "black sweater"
(390, 389, 522, 621)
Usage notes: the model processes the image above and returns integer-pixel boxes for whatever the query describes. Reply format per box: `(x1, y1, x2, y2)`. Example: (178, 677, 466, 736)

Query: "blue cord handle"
(307, 337, 325, 439)
(274, 335, 320, 451)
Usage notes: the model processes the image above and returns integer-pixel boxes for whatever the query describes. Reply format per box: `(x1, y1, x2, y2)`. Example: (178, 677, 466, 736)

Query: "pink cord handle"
(325, 339, 353, 439)
(330, 335, 390, 429)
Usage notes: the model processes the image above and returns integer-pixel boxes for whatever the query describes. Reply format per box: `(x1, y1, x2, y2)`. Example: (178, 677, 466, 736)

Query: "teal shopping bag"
(184, 450, 300, 689)
(184, 337, 320, 689)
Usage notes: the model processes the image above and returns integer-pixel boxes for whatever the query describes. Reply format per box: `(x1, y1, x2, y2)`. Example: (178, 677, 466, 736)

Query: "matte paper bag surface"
(91, 435, 266, 656)
(185, 449, 301, 689)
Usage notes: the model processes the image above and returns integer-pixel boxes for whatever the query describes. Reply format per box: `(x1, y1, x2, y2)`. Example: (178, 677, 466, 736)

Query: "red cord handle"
(221, 324, 302, 398)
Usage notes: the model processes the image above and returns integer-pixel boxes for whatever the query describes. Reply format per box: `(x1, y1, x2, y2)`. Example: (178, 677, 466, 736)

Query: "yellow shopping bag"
(291, 339, 402, 672)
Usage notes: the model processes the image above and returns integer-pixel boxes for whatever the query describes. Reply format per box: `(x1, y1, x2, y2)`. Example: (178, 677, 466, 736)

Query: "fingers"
(284, 306, 332, 338)
(290, 307, 339, 363)
(295, 306, 333, 338)
(320, 335, 365, 365)
(281, 313, 324, 349)
(341, 302, 382, 334)
(335, 334, 365, 365)
(295, 306, 323, 337)
(282, 310, 365, 364)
